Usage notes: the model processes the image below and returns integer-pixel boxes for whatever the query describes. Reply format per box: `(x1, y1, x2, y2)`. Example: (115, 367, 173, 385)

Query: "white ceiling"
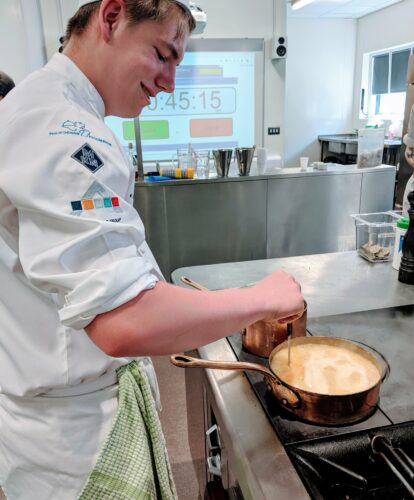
(288, 0, 405, 18)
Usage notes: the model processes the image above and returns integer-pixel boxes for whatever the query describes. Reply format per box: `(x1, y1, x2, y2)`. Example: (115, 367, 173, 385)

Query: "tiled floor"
(153, 355, 202, 500)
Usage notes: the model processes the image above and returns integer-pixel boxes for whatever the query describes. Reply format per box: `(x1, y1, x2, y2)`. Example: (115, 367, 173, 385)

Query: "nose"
(156, 64, 176, 94)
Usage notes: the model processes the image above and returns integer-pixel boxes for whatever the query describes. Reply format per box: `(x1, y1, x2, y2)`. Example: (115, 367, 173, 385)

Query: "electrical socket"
(268, 127, 280, 135)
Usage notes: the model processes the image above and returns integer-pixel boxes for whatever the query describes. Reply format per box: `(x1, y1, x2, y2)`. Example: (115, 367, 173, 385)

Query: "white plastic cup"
(256, 147, 267, 174)
(300, 157, 309, 171)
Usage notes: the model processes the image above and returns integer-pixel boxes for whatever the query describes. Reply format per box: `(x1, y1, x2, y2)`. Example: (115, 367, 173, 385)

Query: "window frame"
(361, 43, 414, 121)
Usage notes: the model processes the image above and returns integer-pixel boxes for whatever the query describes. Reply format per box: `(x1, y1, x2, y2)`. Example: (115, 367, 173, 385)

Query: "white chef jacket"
(0, 53, 164, 396)
(0, 53, 163, 498)
(403, 175, 414, 214)
(403, 106, 414, 214)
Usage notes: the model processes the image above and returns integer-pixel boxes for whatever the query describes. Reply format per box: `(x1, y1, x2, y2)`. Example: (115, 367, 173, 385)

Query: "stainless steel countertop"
(318, 134, 401, 147)
(172, 251, 414, 319)
(136, 164, 395, 187)
(171, 251, 414, 500)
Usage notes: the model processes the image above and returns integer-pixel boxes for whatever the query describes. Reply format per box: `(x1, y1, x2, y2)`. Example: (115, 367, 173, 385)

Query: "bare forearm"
(86, 281, 266, 356)
(86, 270, 304, 357)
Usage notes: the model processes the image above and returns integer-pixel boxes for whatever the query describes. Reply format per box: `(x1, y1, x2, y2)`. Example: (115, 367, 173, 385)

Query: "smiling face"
(63, 0, 190, 118)
(99, 15, 187, 117)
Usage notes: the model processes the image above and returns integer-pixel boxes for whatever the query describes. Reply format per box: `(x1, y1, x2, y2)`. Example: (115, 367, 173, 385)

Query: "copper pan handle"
(171, 354, 301, 409)
(170, 354, 275, 379)
(180, 276, 209, 291)
(267, 378, 301, 409)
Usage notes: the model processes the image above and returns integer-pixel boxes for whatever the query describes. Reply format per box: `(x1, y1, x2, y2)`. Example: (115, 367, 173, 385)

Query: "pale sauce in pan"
(271, 344, 380, 395)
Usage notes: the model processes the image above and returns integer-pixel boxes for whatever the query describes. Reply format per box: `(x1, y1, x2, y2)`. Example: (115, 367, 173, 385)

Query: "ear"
(98, 0, 124, 43)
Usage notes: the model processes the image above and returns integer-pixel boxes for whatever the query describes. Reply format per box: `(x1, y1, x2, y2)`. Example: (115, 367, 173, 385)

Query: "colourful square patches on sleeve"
(111, 197, 120, 207)
(82, 199, 94, 210)
(94, 198, 104, 209)
(103, 198, 112, 208)
(71, 201, 83, 211)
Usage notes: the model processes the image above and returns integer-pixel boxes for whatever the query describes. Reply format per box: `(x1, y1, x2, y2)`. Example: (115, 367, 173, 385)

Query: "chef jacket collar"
(47, 53, 106, 119)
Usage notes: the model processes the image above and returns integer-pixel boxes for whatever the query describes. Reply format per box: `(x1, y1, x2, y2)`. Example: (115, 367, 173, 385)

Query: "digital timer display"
(146, 87, 236, 116)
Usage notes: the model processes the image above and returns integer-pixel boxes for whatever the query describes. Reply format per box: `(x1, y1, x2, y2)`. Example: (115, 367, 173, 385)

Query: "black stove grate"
(226, 305, 414, 499)
(287, 422, 414, 499)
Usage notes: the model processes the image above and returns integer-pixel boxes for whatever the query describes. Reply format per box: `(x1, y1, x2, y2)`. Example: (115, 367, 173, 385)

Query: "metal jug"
(212, 149, 233, 177)
(235, 147, 255, 176)
(242, 302, 307, 357)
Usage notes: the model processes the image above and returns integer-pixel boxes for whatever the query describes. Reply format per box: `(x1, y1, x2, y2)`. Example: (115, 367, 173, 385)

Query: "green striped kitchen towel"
(78, 361, 177, 500)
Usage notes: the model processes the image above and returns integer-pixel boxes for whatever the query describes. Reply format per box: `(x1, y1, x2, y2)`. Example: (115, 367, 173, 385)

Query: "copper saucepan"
(180, 275, 307, 357)
(171, 336, 389, 426)
(242, 304, 307, 357)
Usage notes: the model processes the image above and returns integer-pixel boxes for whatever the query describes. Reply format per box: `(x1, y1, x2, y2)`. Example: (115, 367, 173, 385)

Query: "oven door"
(184, 350, 244, 499)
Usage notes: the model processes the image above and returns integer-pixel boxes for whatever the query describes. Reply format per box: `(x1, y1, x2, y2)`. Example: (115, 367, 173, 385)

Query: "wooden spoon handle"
(180, 276, 209, 291)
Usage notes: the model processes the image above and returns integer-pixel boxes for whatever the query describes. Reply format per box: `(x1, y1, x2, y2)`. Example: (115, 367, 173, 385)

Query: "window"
(391, 50, 410, 92)
(363, 45, 414, 120)
(372, 53, 389, 95)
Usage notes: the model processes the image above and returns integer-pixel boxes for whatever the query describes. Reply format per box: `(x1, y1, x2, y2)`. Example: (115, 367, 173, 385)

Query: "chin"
(107, 101, 145, 118)
(110, 111, 142, 119)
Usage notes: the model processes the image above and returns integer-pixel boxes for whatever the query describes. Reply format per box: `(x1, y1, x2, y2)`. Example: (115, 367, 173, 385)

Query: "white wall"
(353, 0, 414, 129)
(40, 0, 78, 59)
(0, 0, 47, 84)
(195, 0, 286, 158)
(284, 18, 356, 168)
(0, 1, 29, 83)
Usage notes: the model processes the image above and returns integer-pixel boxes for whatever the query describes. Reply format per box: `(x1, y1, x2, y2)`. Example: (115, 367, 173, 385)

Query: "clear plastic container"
(351, 212, 402, 262)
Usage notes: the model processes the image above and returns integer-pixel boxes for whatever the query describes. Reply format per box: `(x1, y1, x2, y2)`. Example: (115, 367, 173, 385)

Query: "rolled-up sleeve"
(19, 209, 160, 330)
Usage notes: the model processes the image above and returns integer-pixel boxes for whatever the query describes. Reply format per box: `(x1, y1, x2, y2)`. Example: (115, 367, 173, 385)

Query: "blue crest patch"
(71, 143, 104, 173)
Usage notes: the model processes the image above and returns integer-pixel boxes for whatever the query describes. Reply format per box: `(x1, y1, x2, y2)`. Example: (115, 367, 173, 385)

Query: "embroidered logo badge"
(70, 180, 123, 220)
(71, 143, 104, 173)
(71, 197, 120, 212)
(62, 120, 91, 137)
(48, 120, 112, 147)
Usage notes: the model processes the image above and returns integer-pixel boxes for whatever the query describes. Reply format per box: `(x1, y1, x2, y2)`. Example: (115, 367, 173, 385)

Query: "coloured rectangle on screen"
(122, 121, 135, 141)
(121, 119, 170, 141)
(190, 118, 233, 138)
(140, 121, 170, 140)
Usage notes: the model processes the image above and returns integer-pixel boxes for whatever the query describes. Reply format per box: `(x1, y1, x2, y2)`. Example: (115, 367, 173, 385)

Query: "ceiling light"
(291, 0, 315, 10)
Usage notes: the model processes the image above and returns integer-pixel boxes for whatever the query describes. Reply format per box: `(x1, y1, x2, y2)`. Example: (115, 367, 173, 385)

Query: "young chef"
(0, 0, 304, 498)
(403, 104, 414, 212)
